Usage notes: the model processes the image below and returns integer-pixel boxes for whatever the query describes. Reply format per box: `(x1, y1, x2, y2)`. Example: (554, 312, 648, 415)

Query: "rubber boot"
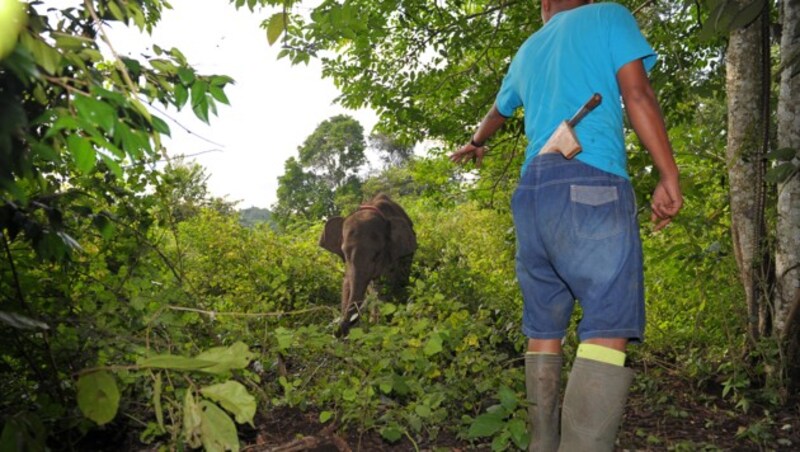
(525, 353, 562, 452)
(558, 357, 634, 452)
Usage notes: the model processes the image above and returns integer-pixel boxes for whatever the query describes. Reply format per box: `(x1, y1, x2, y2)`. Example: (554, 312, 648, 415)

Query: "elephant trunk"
(337, 261, 373, 337)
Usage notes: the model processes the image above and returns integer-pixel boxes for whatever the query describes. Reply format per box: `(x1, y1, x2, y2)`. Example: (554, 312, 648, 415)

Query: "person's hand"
(450, 142, 488, 168)
(650, 176, 682, 231)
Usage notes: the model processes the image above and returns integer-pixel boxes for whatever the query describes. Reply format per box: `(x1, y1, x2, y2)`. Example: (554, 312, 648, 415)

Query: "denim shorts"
(511, 154, 645, 343)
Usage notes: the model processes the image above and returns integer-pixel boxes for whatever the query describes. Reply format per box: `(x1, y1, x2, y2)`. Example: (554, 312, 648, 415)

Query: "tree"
(273, 115, 367, 224)
(722, 0, 771, 341)
(273, 156, 334, 224)
(0, 0, 231, 262)
(0, 1, 233, 444)
(369, 132, 414, 168)
(298, 114, 366, 191)
(775, 0, 800, 382)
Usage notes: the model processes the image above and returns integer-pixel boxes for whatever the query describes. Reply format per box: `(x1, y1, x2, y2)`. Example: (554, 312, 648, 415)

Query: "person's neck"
(546, 1, 589, 22)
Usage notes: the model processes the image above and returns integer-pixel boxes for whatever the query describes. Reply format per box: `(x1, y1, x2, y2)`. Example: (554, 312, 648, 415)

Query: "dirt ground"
(241, 377, 800, 452)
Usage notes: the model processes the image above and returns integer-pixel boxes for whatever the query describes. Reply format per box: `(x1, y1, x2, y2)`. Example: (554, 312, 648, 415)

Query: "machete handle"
(567, 93, 602, 128)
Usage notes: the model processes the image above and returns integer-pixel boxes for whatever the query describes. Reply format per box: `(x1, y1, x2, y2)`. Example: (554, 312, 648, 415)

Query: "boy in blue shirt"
(451, 1, 682, 451)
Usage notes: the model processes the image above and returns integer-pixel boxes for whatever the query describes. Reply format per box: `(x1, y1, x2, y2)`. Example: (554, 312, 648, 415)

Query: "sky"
(108, 0, 378, 209)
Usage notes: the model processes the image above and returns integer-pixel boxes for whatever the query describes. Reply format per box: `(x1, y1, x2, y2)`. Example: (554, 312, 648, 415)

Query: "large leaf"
(423, 333, 443, 356)
(138, 354, 217, 371)
(67, 135, 96, 174)
(195, 342, 254, 373)
(0, 311, 49, 330)
(73, 94, 116, 132)
(498, 386, 518, 412)
(467, 410, 506, 439)
(183, 391, 202, 448)
(200, 401, 240, 452)
(266, 13, 287, 45)
(200, 381, 256, 425)
(76, 371, 120, 426)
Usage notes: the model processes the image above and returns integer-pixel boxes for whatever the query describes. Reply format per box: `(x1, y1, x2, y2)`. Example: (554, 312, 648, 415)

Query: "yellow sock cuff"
(577, 344, 626, 366)
(525, 351, 559, 356)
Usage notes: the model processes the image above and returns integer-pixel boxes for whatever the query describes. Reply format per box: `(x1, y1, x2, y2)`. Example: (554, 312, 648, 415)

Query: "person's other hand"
(449, 142, 488, 168)
(650, 176, 682, 231)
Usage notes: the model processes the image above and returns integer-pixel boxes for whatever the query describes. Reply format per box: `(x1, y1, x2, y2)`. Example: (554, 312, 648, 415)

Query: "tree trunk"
(726, 3, 769, 342)
(776, 0, 800, 380)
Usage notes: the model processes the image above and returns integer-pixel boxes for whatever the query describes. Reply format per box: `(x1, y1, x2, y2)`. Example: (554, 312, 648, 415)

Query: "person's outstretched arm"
(450, 105, 508, 168)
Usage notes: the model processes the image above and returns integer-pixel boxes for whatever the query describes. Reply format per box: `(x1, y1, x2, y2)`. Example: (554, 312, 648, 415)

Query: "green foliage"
(76, 371, 120, 426)
(273, 115, 367, 225)
(0, 0, 232, 263)
(2, 0, 795, 450)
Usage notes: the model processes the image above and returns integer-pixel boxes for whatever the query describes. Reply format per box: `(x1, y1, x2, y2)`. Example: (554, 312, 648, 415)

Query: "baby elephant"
(319, 194, 417, 337)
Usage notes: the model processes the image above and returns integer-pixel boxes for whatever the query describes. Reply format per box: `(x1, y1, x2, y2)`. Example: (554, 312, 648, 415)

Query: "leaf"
(107, 2, 125, 21)
(380, 425, 403, 442)
(183, 391, 203, 448)
(192, 97, 210, 124)
(508, 418, 529, 450)
(468, 411, 506, 439)
(765, 162, 798, 184)
(200, 401, 240, 452)
(177, 67, 195, 85)
(153, 373, 164, 431)
(151, 115, 171, 136)
(0, 311, 49, 330)
(267, 13, 287, 45)
(319, 411, 333, 423)
(76, 371, 120, 426)
(423, 333, 443, 356)
(0, 412, 46, 452)
(191, 80, 208, 107)
(51, 32, 91, 50)
(200, 381, 256, 425)
(67, 135, 96, 174)
(195, 342, 254, 373)
(138, 354, 218, 371)
(498, 386, 517, 412)
(766, 147, 797, 161)
(342, 388, 357, 401)
(209, 85, 230, 105)
(174, 84, 189, 109)
(99, 153, 121, 181)
(274, 327, 294, 351)
(73, 94, 116, 133)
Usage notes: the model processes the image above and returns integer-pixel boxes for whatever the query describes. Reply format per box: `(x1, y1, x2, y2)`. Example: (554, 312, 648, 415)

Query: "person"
(450, 1, 682, 451)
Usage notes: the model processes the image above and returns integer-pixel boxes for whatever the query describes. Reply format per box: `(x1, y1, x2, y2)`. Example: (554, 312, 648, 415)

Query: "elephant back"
(369, 194, 417, 259)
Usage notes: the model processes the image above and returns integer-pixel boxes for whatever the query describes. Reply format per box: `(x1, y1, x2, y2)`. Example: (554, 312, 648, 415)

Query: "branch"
(1, 231, 27, 311)
(84, 0, 138, 95)
(166, 305, 337, 318)
(141, 98, 227, 149)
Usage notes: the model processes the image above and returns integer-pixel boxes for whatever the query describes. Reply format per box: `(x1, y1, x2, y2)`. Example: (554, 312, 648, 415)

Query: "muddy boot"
(525, 353, 562, 452)
(558, 358, 634, 452)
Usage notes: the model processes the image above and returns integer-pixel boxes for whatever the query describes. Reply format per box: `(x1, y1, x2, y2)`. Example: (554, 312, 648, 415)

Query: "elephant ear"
(320, 217, 345, 261)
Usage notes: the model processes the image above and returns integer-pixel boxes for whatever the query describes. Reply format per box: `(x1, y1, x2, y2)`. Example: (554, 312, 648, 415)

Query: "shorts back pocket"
(570, 185, 623, 239)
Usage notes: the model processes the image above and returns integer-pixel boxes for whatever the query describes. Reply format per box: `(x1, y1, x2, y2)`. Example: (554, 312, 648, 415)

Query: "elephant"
(319, 194, 417, 337)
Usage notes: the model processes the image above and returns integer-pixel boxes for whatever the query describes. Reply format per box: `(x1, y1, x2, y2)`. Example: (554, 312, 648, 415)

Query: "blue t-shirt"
(495, 2, 656, 179)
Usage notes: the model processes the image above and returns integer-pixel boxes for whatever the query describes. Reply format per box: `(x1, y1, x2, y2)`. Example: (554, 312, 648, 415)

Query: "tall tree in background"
(369, 132, 414, 168)
(776, 0, 800, 380)
(273, 115, 366, 224)
(724, 0, 771, 341)
(298, 114, 366, 192)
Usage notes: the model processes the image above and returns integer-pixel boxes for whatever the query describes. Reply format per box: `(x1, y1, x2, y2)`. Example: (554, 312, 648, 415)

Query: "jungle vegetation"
(1, 0, 798, 450)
